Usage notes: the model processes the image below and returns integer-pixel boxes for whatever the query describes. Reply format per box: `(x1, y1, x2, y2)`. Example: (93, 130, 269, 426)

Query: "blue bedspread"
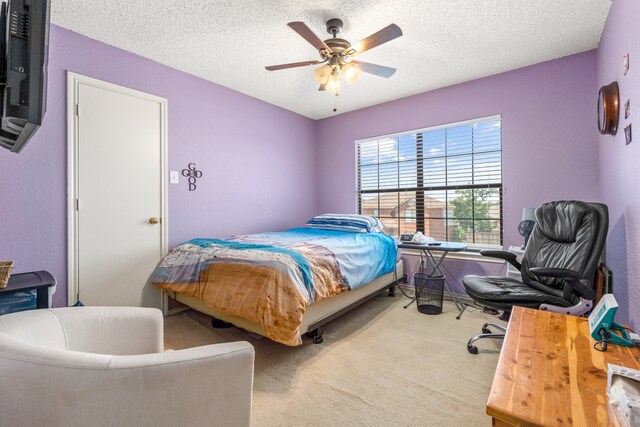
(231, 228, 397, 296)
(153, 227, 397, 304)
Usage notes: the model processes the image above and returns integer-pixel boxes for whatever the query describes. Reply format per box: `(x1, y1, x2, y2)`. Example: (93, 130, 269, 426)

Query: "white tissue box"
(608, 364, 640, 427)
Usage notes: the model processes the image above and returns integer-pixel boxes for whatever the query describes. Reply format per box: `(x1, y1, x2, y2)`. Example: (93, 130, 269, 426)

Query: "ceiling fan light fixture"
(326, 69, 340, 95)
(313, 64, 332, 83)
(341, 63, 361, 84)
(266, 19, 402, 101)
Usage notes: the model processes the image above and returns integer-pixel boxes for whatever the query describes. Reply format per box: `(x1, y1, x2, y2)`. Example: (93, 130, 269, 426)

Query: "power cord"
(593, 327, 640, 351)
(498, 262, 507, 276)
(394, 271, 415, 299)
(593, 340, 609, 352)
(594, 328, 610, 352)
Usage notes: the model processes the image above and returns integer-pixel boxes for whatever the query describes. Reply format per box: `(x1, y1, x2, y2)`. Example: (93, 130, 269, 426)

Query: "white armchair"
(0, 307, 254, 427)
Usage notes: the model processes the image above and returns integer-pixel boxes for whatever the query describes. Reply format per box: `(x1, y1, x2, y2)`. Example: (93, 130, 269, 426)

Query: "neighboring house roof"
(361, 193, 446, 211)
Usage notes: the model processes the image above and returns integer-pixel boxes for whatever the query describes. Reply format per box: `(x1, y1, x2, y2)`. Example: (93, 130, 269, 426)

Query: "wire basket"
(414, 272, 445, 315)
(0, 261, 14, 288)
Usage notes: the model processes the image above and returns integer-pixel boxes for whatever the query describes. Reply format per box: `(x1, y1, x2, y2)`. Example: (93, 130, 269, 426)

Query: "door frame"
(67, 72, 169, 312)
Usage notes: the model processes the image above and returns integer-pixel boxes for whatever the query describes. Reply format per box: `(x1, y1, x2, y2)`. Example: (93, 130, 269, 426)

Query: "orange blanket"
(155, 244, 348, 345)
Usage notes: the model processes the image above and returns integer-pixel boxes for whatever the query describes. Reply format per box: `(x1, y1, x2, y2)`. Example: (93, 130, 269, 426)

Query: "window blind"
(357, 115, 502, 250)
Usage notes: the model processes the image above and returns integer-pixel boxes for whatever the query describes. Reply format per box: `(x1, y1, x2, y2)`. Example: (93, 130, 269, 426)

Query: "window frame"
(355, 115, 503, 250)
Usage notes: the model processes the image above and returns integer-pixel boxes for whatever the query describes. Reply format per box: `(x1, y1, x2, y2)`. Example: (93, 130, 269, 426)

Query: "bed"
(152, 215, 403, 345)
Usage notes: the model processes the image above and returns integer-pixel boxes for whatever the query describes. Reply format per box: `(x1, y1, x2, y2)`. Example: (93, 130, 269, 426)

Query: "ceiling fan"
(265, 19, 403, 95)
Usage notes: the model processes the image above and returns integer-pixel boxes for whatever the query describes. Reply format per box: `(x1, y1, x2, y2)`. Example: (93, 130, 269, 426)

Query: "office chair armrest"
(480, 250, 521, 271)
(528, 267, 597, 300)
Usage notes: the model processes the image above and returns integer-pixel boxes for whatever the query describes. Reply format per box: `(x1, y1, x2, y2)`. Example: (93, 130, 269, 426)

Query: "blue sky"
(359, 118, 502, 200)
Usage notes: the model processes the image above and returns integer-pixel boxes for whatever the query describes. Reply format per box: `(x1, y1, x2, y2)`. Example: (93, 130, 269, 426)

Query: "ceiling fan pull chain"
(333, 95, 338, 113)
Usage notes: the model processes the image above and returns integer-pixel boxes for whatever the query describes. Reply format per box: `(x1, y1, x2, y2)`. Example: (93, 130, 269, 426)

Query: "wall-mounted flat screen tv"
(0, 0, 50, 153)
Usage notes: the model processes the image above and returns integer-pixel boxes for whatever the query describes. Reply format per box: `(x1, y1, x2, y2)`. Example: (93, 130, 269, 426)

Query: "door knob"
(149, 217, 160, 224)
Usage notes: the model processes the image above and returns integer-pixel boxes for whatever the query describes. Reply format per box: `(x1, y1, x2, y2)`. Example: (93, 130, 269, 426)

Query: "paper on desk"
(608, 364, 640, 427)
(411, 232, 435, 244)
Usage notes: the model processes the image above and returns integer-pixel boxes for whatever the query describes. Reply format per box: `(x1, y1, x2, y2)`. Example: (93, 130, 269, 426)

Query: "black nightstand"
(0, 271, 56, 315)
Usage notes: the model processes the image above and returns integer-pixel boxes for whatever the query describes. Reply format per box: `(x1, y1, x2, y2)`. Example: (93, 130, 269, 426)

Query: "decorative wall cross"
(181, 163, 203, 191)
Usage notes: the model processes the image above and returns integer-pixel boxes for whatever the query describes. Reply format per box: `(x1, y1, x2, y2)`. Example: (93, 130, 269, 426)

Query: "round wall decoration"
(597, 81, 620, 135)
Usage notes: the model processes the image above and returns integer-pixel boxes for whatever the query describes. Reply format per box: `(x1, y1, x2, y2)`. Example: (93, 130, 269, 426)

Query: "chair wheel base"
(467, 344, 479, 354)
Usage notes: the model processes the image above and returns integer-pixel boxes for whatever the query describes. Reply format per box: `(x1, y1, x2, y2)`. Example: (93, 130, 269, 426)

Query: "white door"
(68, 74, 167, 309)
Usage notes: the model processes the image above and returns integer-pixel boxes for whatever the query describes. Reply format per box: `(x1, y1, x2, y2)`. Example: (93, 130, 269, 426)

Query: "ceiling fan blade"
(351, 60, 397, 78)
(318, 83, 327, 91)
(288, 22, 331, 52)
(349, 24, 403, 56)
(265, 60, 319, 71)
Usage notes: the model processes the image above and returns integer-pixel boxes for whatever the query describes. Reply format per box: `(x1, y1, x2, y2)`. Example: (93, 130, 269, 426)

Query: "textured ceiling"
(51, 0, 612, 120)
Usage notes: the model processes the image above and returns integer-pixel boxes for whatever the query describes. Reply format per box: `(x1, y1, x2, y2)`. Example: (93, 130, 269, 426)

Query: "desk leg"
(403, 297, 416, 309)
(422, 250, 467, 319)
(403, 249, 427, 309)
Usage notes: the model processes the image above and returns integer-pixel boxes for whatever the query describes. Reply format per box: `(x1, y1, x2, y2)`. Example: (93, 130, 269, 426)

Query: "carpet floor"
(164, 295, 503, 427)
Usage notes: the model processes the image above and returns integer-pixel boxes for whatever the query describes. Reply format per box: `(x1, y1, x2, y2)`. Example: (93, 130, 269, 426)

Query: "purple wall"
(0, 25, 317, 307)
(1, 21, 630, 320)
(314, 51, 600, 293)
(596, 0, 639, 328)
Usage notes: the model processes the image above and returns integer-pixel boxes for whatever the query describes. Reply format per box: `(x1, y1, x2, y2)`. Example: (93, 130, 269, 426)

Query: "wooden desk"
(487, 306, 640, 427)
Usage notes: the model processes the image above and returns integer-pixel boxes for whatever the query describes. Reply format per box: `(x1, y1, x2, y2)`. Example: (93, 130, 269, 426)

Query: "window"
(357, 115, 502, 250)
(404, 209, 416, 223)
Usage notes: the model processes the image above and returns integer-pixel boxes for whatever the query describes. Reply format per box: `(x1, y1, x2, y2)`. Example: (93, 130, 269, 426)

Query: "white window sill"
(399, 248, 506, 264)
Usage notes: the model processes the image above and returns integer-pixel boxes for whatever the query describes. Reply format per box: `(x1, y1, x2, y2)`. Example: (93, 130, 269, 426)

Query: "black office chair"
(463, 200, 608, 354)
